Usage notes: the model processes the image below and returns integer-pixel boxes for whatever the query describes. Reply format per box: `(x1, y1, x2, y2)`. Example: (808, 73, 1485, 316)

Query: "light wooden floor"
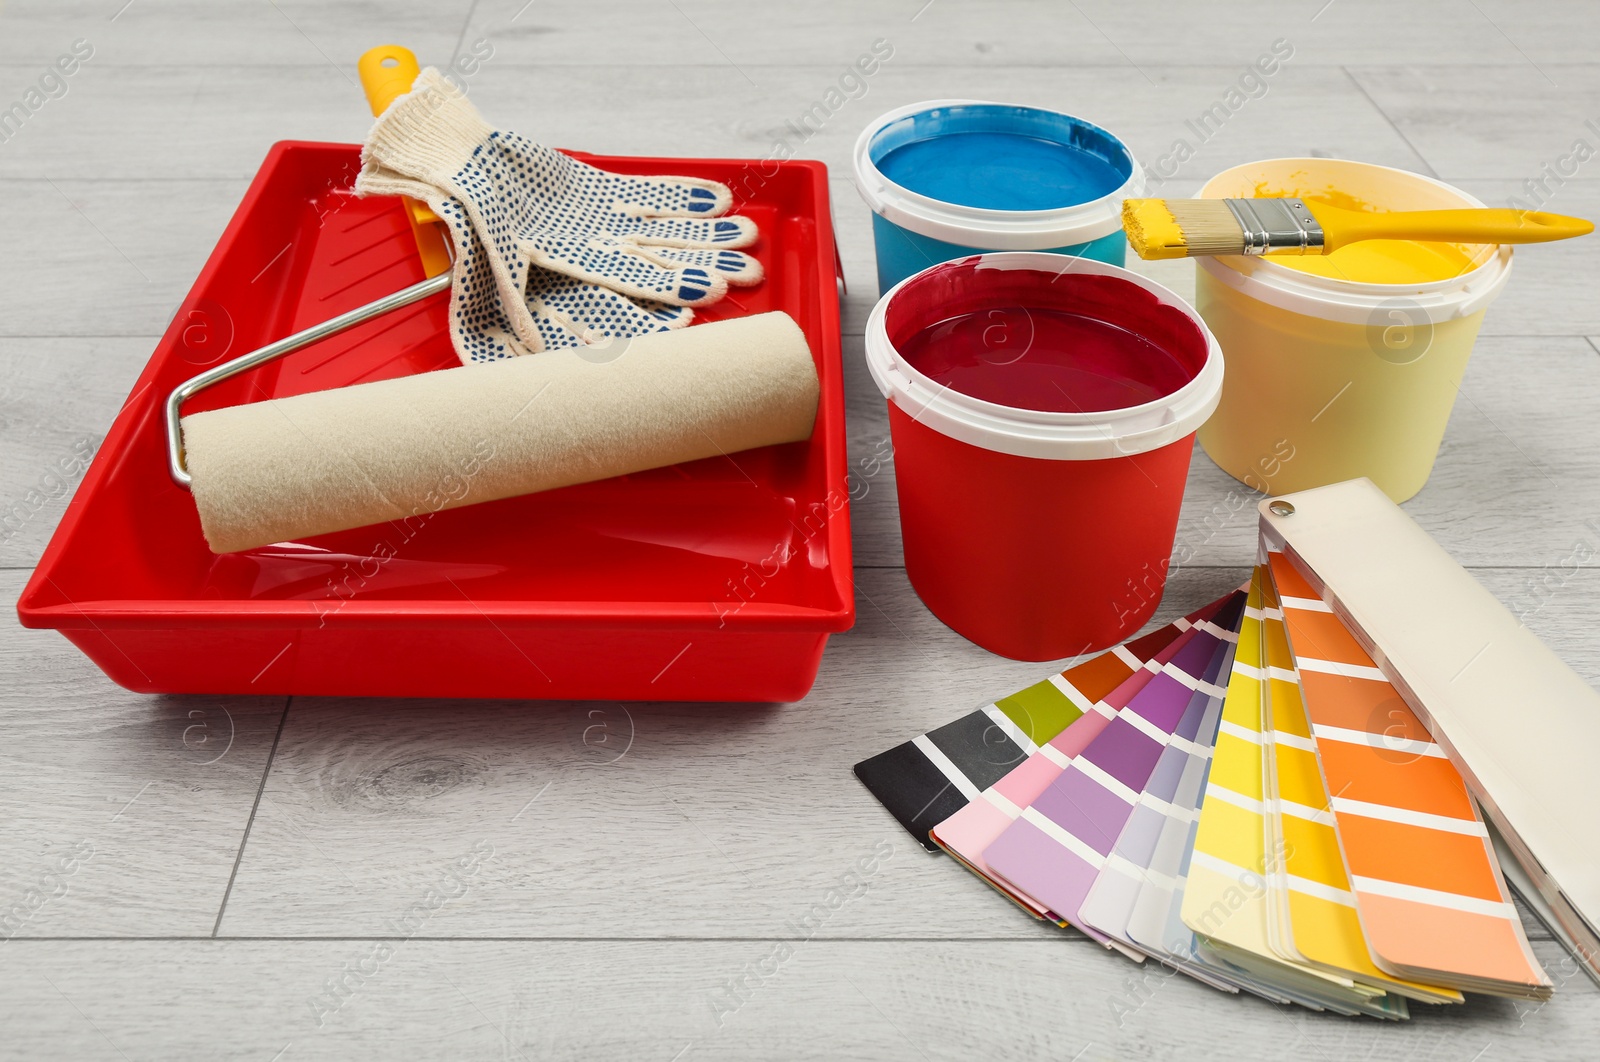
(4, 1, 1600, 1058)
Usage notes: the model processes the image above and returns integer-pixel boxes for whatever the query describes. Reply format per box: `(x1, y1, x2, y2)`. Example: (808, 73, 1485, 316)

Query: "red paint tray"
(18, 142, 854, 702)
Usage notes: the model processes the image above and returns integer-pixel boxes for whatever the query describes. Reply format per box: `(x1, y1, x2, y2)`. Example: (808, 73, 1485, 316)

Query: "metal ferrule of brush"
(1223, 198, 1325, 255)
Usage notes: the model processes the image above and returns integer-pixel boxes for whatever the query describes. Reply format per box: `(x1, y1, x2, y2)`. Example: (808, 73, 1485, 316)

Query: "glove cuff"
(354, 160, 444, 206)
(361, 68, 495, 188)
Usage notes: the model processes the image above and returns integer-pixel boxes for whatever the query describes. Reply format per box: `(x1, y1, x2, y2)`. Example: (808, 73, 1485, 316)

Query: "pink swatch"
(932, 622, 1214, 917)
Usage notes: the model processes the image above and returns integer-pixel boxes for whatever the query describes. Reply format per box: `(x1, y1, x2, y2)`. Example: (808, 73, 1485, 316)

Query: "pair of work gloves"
(357, 69, 762, 362)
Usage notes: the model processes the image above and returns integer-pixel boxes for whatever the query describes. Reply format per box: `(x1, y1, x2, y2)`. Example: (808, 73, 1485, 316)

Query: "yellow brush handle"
(356, 44, 450, 275)
(1306, 201, 1594, 252)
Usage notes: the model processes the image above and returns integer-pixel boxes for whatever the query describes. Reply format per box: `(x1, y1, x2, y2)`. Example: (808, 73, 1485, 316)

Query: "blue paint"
(858, 103, 1137, 294)
(868, 105, 1132, 212)
(878, 131, 1126, 211)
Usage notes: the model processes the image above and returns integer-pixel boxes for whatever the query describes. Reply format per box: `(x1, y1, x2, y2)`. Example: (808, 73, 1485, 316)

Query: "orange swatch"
(1267, 552, 1550, 999)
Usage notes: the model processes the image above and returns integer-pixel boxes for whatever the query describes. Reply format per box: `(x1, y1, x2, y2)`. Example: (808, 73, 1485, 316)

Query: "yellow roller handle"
(357, 44, 450, 275)
(1306, 201, 1594, 253)
(358, 44, 424, 117)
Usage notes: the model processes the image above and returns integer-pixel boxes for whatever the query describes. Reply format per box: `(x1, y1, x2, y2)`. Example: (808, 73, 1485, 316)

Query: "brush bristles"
(1162, 200, 1248, 258)
(1123, 198, 1248, 260)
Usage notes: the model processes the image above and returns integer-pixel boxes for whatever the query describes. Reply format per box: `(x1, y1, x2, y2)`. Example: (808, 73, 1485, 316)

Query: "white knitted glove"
(357, 69, 762, 361)
(361, 156, 693, 358)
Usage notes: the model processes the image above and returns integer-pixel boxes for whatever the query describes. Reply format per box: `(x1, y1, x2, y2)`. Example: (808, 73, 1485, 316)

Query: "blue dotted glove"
(357, 69, 762, 361)
(361, 163, 694, 359)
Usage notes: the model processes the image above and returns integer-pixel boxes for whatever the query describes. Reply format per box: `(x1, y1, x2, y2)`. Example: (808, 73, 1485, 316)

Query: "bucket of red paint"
(865, 253, 1224, 660)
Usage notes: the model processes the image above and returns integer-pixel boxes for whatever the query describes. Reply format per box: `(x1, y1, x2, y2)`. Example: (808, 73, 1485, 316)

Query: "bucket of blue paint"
(852, 100, 1143, 295)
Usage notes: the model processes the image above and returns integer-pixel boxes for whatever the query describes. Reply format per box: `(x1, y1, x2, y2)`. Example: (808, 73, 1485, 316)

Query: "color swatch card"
(857, 478, 1584, 1018)
(982, 592, 1247, 942)
(1256, 564, 1463, 1005)
(1182, 569, 1406, 1018)
(1121, 574, 1311, 1001)
(855, 598, 1228, 850)
(1267, 551, 1550, 999)
(1487, 816, 1600, 989)
(968, 610, 1240, 932)
(1260, 477, 1598, 983)
(935, 705, 1117, 921)
(1076, 646, 1233, 958)
(931, 601, 1241, 918)
(1123, 762, 1230, 976)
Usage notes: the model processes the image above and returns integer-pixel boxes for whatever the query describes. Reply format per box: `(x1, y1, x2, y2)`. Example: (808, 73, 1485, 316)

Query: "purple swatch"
(1076, 656, 1234, 946)
(981, 592, 1245, 937)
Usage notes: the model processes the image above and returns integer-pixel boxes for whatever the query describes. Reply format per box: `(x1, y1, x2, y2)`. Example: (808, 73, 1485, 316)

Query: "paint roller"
(164, 48, 819, 556)
(172, 314, 819, 554)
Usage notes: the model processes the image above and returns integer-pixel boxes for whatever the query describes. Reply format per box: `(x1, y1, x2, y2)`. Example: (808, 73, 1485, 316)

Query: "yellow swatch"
(1182, 568, 1402, 1017)
(1259, 564, 1462, 1004)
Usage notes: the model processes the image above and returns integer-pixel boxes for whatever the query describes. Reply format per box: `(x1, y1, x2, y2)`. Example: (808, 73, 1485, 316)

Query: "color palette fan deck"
(853, 482, 1574, 1014)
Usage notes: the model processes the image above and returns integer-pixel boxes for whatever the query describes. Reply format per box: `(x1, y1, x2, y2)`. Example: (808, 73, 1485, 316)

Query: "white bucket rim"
(1195, 158, 1514, 324)
(865, 253, 1225, 462)
(851, 100, 1146, 251)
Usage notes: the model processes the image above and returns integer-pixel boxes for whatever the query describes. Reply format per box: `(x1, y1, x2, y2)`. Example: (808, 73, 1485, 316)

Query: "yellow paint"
(1120, 198, 1186, 260)
(1195, 159, 1506, 504)
(1250, 182, 1481, 284)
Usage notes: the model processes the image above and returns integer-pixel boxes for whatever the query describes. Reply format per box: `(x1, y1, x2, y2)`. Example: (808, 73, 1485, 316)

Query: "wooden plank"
(0, 59, 1429, 184)
(1449, 180, 1600, 337)
(7, 0, 1586, 72)
(0, 571, 287, 936)
(0, 63, 371, 179)
(463, 61, 1429, 193)
(212, 566, 1238, 939)
(0, 0, 472, 69)
(0, 337, 162, 566)
(1347, 64, 1600, 182)
(213, 566, 1596, 943)
(0, 938, 1594, 1060)
(0, 178, 246, 338)
(1063, 0, 1600, 68)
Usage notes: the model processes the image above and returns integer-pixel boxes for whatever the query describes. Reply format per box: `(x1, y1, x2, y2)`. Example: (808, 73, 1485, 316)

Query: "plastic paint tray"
(17, 142, 854, 702)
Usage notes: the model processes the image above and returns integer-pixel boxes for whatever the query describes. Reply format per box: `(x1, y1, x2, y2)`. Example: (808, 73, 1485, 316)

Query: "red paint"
(878, 255, 1211, 659)
(885, 261, 1207, 413)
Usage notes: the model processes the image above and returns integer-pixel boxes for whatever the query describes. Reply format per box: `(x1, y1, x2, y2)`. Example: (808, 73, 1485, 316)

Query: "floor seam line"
(211, 696, 293, 937)
(448, 0, 483, 70)
(1339, 64, 1440, 178)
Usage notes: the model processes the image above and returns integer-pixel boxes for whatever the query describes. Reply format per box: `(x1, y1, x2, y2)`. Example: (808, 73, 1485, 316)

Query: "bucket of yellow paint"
(1193, 158, 1513, 502)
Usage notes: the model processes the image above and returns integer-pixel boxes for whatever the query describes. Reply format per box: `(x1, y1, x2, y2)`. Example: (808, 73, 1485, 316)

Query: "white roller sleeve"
(183, 311, 819, 554)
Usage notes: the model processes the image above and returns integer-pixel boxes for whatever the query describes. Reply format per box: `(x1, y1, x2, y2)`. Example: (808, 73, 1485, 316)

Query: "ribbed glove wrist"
(360, 70, 495, 189)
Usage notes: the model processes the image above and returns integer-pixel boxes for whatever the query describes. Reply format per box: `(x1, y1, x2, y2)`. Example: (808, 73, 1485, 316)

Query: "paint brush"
(1121, 197, 1593, 260)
